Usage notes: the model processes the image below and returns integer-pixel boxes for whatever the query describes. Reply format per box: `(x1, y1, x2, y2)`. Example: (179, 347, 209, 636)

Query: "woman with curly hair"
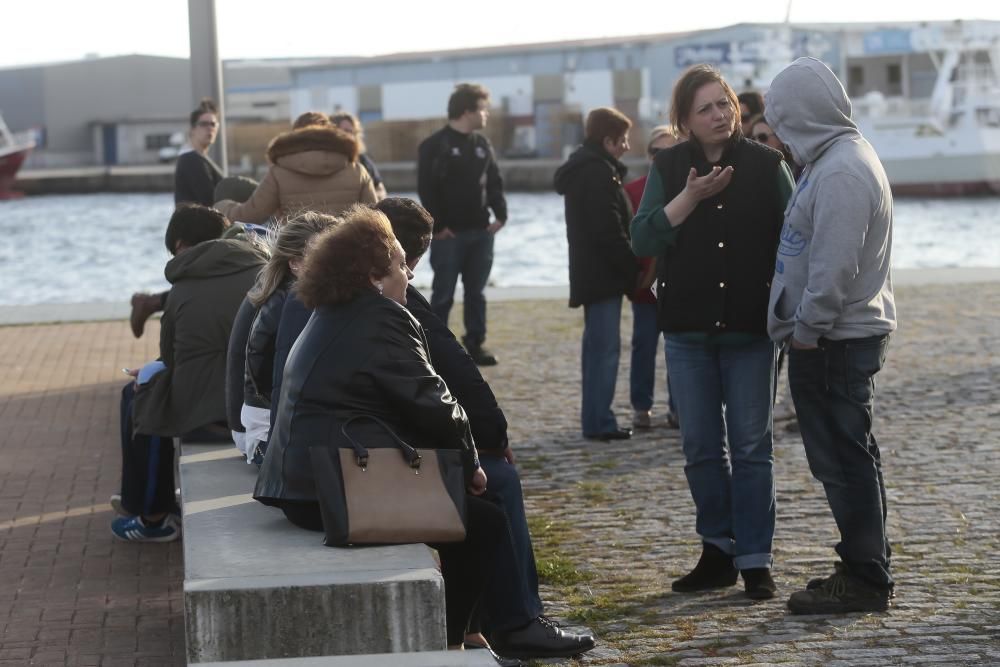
(254, 206, 594, 662)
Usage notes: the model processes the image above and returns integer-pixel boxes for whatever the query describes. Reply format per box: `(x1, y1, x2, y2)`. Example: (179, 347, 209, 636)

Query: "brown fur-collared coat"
(216, 125, 377, 223)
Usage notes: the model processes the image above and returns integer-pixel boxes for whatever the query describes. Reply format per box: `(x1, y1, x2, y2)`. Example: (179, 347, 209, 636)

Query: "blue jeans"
(430, 229, 494, 346)
(581, 297, 622, 436)
(664, 336, 777, 569)
(480, 455, 544, 619)
(788, 335, 892, 590)
(630, 302, 676, 415)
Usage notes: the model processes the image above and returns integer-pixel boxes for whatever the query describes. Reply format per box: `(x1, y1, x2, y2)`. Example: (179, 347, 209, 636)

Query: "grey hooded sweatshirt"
(764, 57, 896, 345)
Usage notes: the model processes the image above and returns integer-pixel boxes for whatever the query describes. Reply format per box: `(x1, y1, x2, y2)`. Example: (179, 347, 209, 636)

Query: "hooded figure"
(764, 57, 895, 346)
(216, 125, 377, 223)
(764, 57, 896, 615)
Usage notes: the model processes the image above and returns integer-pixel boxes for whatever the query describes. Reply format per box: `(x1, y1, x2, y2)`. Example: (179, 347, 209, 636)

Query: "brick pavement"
(0, 282, 997, 666)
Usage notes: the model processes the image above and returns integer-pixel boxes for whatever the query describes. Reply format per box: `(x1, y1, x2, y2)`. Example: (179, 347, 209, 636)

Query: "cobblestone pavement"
(0, 282, 997, 666)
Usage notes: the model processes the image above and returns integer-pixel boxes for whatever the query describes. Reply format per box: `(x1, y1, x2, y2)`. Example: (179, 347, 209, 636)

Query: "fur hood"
(266, 126, 360, 177)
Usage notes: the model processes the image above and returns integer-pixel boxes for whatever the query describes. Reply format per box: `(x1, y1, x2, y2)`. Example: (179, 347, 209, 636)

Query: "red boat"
(0, 115, 35, 200)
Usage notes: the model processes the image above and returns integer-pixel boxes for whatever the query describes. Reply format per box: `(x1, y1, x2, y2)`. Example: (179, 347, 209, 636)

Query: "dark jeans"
(119, 382, 175, 517)
(430, 229, 494, 346)
(581, 297, 622, 436)
(280, 494, 534, 646)
(788, 334, 892, 590)
(480, 455, 544, 619)
(630, 302, 676, 416)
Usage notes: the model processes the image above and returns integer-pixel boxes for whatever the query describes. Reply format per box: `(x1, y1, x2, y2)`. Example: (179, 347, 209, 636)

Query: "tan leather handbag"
(309, 415, 467, 546)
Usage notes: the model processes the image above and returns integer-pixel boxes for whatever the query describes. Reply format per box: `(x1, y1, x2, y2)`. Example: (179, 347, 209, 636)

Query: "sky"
(5, 0, 1000, 68)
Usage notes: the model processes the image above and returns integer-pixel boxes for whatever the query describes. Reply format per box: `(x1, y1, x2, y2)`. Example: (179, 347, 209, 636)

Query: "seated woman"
(215, 111, 377, 224)
(240, 211, 339, 462)
(253, 208, 593, 663)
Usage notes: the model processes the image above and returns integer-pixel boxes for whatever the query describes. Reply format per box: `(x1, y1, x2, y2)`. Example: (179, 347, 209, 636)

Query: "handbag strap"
(340, 415, 422, 470)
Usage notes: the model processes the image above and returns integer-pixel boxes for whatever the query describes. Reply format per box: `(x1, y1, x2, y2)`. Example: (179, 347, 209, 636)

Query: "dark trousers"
(281, 495, 534, 645)
(788, 334, 893, 590)
(429, 229, 494, 345)
(480, 455, 544, 619)
(119, 382, 175, 517)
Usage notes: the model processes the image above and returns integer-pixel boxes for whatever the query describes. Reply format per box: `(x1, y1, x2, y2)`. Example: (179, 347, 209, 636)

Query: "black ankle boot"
(671, 542, 738, 592)
(741, 568, 777, 600)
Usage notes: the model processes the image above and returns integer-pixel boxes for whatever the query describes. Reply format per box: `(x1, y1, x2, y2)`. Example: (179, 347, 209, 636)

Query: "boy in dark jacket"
(112, 205, 265, 542)
(554, 107, 639, 441)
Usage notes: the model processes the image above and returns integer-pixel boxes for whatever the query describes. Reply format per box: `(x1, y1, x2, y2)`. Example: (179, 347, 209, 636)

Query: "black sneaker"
(787, 571, 891, 614)
(807, 562, 895, 599)
(742, 568, 777, 600)
(672, 542, 738, 592)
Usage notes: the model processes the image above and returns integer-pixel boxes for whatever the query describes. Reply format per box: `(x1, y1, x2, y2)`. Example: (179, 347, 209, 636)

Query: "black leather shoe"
(491, 616, 596, 659)
(463, 641, 525, 667)
(742, 568, 777, 600)
(584, 428, 632, 441)
(464, 338, 499, 366)
(672, 542, 739, 592)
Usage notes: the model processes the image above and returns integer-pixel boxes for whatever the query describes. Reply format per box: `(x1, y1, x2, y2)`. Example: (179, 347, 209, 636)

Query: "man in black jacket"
(374, 198, 595, 662)
(417, 84, 508, 367)
(554, 107, 639, 441)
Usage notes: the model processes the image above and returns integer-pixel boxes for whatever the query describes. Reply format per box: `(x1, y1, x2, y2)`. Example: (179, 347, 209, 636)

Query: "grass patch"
(576, 480, 610, 503)
(535, 552, 591, 586)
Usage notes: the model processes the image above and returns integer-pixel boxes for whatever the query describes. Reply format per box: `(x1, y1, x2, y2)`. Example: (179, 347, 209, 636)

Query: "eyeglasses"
(197, 120, 218, 128)
(753, 132, 775, 142)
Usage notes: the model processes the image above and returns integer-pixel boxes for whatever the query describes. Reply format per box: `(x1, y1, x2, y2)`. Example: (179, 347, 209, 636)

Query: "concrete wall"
(41, 56, 190, 158)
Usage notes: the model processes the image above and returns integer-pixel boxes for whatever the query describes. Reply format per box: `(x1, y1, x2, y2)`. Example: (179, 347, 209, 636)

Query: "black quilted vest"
(653, 137, 784, 335)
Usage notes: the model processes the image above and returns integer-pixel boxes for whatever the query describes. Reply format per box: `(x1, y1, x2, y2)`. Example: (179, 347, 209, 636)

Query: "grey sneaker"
(109, 494, 128, 517)
(788, 571, 891, 614)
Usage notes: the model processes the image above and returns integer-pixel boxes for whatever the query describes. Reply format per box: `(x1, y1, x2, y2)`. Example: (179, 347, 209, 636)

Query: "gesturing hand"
(684, 166, 734, 201)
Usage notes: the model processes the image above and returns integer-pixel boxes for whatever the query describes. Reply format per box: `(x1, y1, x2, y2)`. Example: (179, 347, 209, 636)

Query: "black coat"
(268, 291, 312, 436)
(406, 285, 508, 454)
(254, 291, 479, 507)
(554, 142, 639, 308)
(245, 284, 290, 409)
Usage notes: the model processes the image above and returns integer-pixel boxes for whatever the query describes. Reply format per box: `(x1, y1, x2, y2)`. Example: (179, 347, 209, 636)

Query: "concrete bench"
(196, 651, 495, 666)
(178, 442, 485, 665)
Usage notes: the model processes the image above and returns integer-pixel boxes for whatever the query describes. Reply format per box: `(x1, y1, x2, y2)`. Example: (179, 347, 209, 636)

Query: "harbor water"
(0, 192, 998, 306)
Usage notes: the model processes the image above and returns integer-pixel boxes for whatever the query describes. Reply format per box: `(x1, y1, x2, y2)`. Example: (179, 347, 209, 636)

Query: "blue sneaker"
(111, 515, 180, 543)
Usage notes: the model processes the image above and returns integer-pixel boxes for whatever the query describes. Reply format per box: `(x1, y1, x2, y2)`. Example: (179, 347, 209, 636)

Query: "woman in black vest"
(631, 65, 795, 600)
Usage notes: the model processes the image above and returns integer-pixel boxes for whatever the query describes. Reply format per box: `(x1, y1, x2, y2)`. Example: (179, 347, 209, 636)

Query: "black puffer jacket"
(554, 141, 639, 308)
(225, 296, 258, 433)
(254, 291, 479, 507)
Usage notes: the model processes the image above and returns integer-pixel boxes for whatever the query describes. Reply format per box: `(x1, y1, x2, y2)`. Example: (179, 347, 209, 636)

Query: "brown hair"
(292, 111, 331, 130)
(669, 65, 742, 139)
(330, 111, 366, 153)
(448, 83, 490, 120)
(295, 206, 396, 308)
(189, 98, 217, 128)
(585, 107, 632, 145)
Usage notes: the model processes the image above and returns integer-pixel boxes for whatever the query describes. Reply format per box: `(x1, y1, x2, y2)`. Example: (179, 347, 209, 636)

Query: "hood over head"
(266, 125, 359, 177)
(165, 238, 266, 284)
(554, 141, 627, 194)
(764, 57, 859, 166)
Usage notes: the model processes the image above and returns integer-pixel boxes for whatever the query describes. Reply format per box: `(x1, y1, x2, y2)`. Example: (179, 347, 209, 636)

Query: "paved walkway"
(0, 280, 997, 665)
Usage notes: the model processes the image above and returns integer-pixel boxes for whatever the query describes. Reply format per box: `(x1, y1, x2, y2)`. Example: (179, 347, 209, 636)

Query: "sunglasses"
(753, 132, 775, 142)
(197, 120, 219, 128)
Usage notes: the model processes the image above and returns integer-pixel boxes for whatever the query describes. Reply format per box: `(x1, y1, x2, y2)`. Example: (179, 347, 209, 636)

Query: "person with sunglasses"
(748, 114, 801, 181)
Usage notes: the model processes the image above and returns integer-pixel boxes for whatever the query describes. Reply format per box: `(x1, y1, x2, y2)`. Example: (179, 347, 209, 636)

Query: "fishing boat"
(0, 114, 36, 200)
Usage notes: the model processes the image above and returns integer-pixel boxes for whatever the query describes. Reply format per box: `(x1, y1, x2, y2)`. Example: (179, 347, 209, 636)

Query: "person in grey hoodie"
(764, 57, 896, 614)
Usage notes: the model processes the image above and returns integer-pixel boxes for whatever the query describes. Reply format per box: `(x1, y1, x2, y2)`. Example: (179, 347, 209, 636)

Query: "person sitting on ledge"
(214, 111, 377, 225)
(253, 207, 595, 664)
(112, 204, 265, 542)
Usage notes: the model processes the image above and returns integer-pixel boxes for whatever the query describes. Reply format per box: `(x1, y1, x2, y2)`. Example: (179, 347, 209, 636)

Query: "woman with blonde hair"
(238, 211, 340, 462)
(331, 111, 387, 200)
(632, 64, 795, 600)
(215, 111, 376, 224)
